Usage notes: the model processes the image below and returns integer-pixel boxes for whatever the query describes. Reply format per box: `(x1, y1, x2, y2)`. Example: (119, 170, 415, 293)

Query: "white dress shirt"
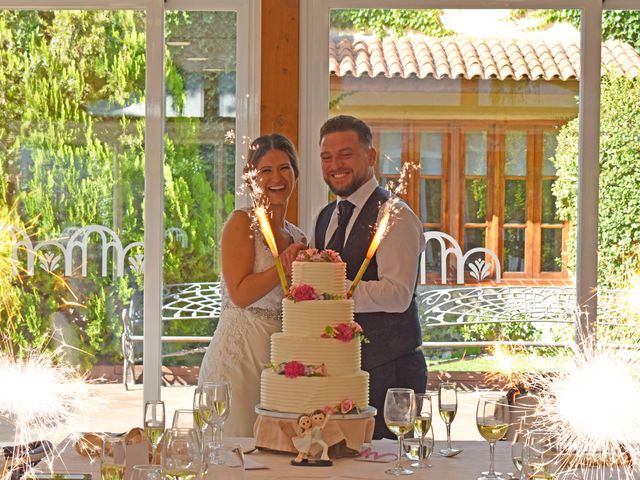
(312, 176, 426, 314)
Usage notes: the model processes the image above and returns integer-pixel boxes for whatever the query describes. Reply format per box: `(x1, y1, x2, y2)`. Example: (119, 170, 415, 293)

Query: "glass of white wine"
(438, 382, 462, 457)
(476, 393, 511, 480)
(198, 381, 231, 450)
(411, 393, 434, 468)
(192, 386, 210, 444)
(404, 424, 434, 467)
(144, 400, 165, 465)
(383, 388, 416, 476)
(161, 428, 201, 480)
(101, 436, 126, 480)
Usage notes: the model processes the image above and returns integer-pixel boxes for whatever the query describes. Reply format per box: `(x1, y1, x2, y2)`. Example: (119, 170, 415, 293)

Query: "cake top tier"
(291, 249, 346, 296)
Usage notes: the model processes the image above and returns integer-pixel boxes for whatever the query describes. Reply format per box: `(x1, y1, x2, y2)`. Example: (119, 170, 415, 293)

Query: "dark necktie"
(326, 201, 355, 254)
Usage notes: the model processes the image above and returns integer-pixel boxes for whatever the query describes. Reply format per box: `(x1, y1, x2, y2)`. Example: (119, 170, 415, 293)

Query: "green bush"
(553, 73, 640, 288)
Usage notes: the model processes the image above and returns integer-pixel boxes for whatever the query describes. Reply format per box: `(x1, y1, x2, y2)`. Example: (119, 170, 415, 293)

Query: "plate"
(255, 405, 377, 419)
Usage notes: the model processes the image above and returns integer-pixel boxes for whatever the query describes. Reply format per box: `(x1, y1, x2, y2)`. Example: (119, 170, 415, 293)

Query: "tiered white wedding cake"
(259, 249, 370, 415)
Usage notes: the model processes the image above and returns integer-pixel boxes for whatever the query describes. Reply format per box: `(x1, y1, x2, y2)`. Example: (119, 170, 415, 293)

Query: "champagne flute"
(476, 393, 511, 480)
(383, 388, 416, 476)
(192, 386, 210, 443)
(144, 400, 165, 465)
(198, 381, 231, 449)
(411, 393, 434, 468)
(101, 436, 126, 480)
(404, 424, 434, 468)
(161, 428, 201, 480)
(438, 382, 462, 457)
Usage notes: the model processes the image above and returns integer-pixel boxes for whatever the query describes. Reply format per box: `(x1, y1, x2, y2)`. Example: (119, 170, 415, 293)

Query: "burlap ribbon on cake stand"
(253, 414, 375, 458)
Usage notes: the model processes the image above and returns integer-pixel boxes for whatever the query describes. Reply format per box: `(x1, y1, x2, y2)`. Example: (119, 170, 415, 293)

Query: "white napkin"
(243, 457, 267, 470)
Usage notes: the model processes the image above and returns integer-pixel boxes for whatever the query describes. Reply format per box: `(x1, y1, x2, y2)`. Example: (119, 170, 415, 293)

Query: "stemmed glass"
(411, 393, 434, 469)
(383, 388, 416, 476)
(438, 382, 462, 457)
(172, 409, 197, 430)
(143, 400, 165, 465)
(192, 386, 210, 443)
(198, 381, 231, 449)
(161, 428, 201, 480)
(476, 393, 511, 480)
(511, 420, 526, 480)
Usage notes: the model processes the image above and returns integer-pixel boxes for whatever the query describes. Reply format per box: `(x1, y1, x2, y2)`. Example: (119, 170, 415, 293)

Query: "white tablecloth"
(39, 437, 516, 480)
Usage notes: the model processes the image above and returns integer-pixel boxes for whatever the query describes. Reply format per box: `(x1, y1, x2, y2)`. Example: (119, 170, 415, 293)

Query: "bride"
(198, 134, 306, 437)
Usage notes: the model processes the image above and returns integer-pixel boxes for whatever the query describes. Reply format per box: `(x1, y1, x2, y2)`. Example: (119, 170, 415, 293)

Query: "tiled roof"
(329, 35, 640, 81)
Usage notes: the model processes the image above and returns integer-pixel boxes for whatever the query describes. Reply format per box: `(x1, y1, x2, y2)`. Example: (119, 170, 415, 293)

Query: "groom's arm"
(350, 202, 425, 313)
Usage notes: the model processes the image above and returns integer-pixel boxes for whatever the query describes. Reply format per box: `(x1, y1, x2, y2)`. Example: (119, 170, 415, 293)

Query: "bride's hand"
(280, 242, 306, 276)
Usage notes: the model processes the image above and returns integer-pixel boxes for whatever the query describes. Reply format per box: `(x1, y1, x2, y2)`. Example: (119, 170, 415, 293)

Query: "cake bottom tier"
(260, 370, 369, 414)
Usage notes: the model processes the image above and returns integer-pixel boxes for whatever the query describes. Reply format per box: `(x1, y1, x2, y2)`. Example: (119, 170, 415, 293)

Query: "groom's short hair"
(320, 115, 373, 148)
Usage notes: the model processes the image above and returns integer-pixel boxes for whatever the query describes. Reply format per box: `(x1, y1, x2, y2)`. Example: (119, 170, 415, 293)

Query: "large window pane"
(162, 11, 237, 365)
(505, 130, 527, 176)
(0, 10, 146, 434)
(379, 130, 403, 174)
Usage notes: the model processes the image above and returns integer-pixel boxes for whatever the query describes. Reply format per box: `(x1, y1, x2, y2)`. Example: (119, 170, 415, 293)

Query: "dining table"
(37, 436, 518, 480)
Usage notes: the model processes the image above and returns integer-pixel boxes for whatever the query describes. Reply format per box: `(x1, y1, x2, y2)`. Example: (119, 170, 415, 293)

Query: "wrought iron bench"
(121, 282, 222, 389)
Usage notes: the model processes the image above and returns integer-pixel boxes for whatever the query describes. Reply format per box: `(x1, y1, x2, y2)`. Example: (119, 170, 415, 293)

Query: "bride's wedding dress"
(198, 216, 305, 437)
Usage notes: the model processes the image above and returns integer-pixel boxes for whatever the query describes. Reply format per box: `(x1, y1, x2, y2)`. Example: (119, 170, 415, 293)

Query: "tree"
(330, 9, 451, 38)
(512, 10, 640, 51)
(552, 73, 640, 289)
(0, 11, 233, 368)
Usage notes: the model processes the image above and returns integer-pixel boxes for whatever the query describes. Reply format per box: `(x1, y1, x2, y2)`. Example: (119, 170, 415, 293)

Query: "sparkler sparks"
(346, 162, 418, 297)
(0, 343, 88, 477)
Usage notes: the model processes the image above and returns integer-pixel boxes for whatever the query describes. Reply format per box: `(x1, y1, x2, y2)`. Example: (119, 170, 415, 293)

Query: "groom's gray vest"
(315, 187, 423, 371)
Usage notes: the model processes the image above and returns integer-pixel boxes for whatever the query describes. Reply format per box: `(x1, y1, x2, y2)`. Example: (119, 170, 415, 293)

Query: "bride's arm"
(221, 210, 282, 308)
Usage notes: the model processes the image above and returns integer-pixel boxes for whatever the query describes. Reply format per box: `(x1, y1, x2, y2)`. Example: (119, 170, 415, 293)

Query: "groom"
(312, 115, 427, 439)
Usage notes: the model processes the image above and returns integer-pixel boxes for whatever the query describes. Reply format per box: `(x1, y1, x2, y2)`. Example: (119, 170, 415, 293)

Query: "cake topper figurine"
(291, 410, 333, 466)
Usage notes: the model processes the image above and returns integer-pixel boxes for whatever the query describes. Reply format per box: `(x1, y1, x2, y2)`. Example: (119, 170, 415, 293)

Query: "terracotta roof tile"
(329, 34, 640, 81)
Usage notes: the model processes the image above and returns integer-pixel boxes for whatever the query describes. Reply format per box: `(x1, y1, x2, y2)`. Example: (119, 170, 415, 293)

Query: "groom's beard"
(325, 171, 370, 198)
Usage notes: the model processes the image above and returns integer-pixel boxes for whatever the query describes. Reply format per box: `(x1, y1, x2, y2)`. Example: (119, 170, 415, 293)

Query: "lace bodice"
(220, 210, 306, 313)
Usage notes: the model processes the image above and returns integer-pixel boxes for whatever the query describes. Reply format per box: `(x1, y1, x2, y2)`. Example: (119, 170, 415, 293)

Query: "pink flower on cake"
(334, 323, 354, 342)
(296, 248, 342, 263)
(289, 284, 319, 301)
(340, 399, 354, 414)
(322, 322, 368, 343)
(283, 361, 306, 378)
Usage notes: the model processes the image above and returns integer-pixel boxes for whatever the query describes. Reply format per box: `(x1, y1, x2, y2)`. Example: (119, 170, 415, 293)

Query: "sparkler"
(242, 166, 289, 295)
(0, 342, 88, 478)
(254, 205, 289, 295)
(346, 162, 418, 298)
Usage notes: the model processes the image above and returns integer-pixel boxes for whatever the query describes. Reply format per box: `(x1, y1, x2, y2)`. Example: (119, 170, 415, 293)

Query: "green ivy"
(552, 73, 640, 288)
(330, 9, 452, 38)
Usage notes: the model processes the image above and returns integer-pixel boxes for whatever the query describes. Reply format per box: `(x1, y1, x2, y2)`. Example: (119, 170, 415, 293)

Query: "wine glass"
(523, 430, 554, 480)
(476, 393, 511, 480)
(192, 386, 210, 443)
(161, 428, 201, 480)
(511, 420, 526, 480)
(198, 381, 231, 449)
(411, 393, 434, 468)
(438, 382, 462, 457)
(383, 388, 416, 476)
(202, 443, 245, 479)
(404, 424, 434, 468)
(101, 436, 126, 480)
(131, 465, 161, 480)
(143, 400, 165, 465)
(172, 409, 197, 430)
